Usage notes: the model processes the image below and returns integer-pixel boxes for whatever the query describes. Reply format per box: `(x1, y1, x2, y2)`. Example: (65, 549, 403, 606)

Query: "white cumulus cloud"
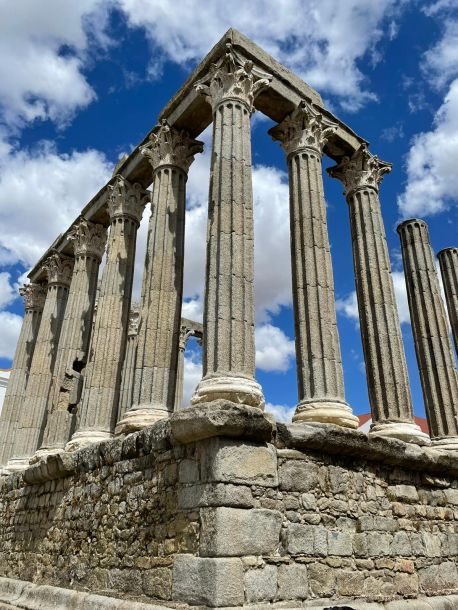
(116, 0, 404, 110)
(0, 0, 110, 131)
(0, 311, 23, 360)
(265, 402, 296, 423)
(255, 324, 295, 372)
(0, 142, 112, 268)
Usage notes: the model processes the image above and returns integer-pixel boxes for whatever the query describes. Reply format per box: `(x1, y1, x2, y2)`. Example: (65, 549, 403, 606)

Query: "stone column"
(328, 146, 429, 444)
(191, 44, 271, 409)
(116, 121, 203, 434)
(37, 219, 107, 457)
(8, 254, 73, 468)
(0, 284, 46, 469)
(67, 176, 147, 451)
(117, 305, 140, 421)
(398, 219, 458, 449)
(174, 318, 203, 412)
(270, 101, 359, 428)
(438, 247, 458, 356)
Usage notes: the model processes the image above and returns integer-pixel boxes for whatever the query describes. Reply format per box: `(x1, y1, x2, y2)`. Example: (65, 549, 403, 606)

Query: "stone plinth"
(270, 101, 358, 429)
(328, 146, 429, 446)
(1, 408, 458, 607)
(67, 176, 147, 452)
(398, 219, 458, 450)
(116, 122, 203, 434)
(191, 44, 271, 409)
(0, 284, 46, 469)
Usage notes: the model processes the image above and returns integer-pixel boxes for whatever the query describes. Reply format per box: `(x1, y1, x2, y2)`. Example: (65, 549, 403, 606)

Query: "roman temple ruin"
(0, 29, 457, 610)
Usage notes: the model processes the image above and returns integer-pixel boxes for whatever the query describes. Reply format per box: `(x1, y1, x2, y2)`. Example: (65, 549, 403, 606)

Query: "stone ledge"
(170, 401, 275, 444)
(1, 577, 458, 610)
(0, 577, 167, 609)
(277, 422, 458, 477)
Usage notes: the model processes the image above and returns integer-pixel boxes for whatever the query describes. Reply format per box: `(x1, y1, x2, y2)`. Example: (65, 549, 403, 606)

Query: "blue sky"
(0, 0, 457, 422)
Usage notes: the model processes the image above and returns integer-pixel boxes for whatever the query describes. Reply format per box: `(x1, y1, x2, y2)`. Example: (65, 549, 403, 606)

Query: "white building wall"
(0, 370, 10, 417)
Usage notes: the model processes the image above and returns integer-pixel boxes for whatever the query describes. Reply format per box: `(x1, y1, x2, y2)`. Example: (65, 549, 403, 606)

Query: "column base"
(431, 436, 458, 451)
(65, 430, 112, 452)
(191, 374, 264, 410)
(4, 457, 30, 472)
(115, 406, 168, 435)
(369, 421, 431, 446)
(293, 399, 359, 429)
(29, 446, 64, 464)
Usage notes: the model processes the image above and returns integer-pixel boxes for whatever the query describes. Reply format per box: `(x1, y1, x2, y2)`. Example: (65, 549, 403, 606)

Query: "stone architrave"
(8, 254, 73, 469)
(36, 219, 107, 458)
(398, 220, 458, 450)
(66, 176, 148, 451)
(174, 318, 203, 412)
(328, 146, 429, 444)
(0, 284, 46, 469)
(270, 101, 358, 429)
(116, 121, 203, 434)
(191, 44, 271, 409)
(438, 247, 458, 356)
(117, 305, 140, 421)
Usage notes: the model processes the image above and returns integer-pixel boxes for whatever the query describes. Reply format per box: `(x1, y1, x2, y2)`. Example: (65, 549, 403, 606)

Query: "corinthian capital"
(68, 218, 107, 260)
(140, 120, 203, 173)
(195, 43, 271, 113)
(327, 145, 392, 197)
(107, 175, 149, 224)
(42, 253, 73, 287)
(269, 101, 337, 156)
(19, 283, 46, 310)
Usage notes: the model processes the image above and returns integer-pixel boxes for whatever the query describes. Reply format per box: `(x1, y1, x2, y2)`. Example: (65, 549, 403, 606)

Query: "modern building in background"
(0, 370, 10, 416)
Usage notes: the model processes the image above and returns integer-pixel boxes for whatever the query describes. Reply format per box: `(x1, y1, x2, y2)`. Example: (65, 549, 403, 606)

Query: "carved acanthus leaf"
(195, 43, 271, 112)
(141, 120, 203, 173)
(327, 145, 392, 197)
(19, 283, 46, 310)
(269, 101, 337, 156)
(68, 218, 107, 260)
(42, 253, 74, 286)
(107, 175, 149, 223)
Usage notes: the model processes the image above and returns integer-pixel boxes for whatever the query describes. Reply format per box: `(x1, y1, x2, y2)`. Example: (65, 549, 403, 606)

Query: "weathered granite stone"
(398, 219, 458, 449)
(438, 247, 458, 357)
(170, 401, 275, 444)
(118, 123, 203, 433)
(244, 565, 277, 602)
(0, 284, 45, 468)
(270, 101, 358, 429)
(197, 437, 278, 486)
(172, 555, 243, 607)
(308, 562, 336, 597)
(277, 563, 308, 600)
(200, 506, 282, 556)
(328, 147, 429, 446)
(191, 44, 270, 409)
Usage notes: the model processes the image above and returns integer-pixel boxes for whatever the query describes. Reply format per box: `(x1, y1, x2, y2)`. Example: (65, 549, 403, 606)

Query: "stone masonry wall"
(0, 406, 458, 608)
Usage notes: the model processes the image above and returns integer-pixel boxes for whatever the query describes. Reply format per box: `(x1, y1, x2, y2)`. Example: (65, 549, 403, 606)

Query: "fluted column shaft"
(67, 176, 147, 450)
(116, 122, 203, 434)
(174, 319, 203, 412)
(0, 284, 45, 468)
(398, 220, 458, 448)
(117, 307, 139, 421)
(328, 146, 429, 444)
(9, 255, 73, 467)
(192, 45, 271, 408)
(38, 219, 106, 455)
(270, 102, 358, 428)
(438, 247, 458, 356)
